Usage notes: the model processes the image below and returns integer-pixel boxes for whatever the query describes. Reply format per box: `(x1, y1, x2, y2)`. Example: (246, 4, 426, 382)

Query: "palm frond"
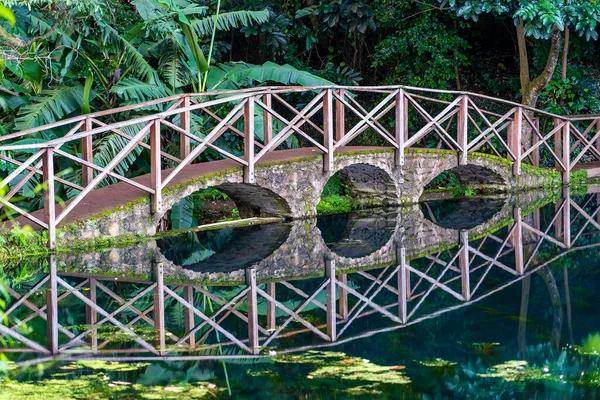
(110, 78, 171, 104)
(191, 9, 270, 36)
(14, 86, 85, 131)
(101, 25, 157, 83)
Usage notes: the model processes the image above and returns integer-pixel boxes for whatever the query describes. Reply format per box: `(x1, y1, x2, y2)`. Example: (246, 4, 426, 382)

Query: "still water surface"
(2, 189, 600, 398)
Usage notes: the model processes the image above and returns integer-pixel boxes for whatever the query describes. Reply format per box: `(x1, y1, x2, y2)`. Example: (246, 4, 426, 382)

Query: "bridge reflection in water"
(2, 189, 600, 363)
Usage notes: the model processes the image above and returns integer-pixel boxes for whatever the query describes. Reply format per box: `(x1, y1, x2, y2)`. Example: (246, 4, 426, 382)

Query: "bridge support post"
(43, 148, 56, 250)
(510, 107, 523, 176)
(562, 121, 571, 184)
(246, 268, 259, 354)
(244, 98, 255, 184)
(532, 117, 540, 167)
(459, 231, 471, 301)
(335, 89, 345, 142)
(325, 259, 337, 341)
(395, 89, 406, 166)
(180, 95, 190, 159)
(323, 89, 334, 172)
(457, 95, 469, 166)
(81, 117, 93, 187)
(338, 274, 348, 319)
(150, 120, 162, 214)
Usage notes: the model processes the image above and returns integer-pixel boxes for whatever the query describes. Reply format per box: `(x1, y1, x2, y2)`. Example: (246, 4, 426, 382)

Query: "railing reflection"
(2, 189, 600, 363)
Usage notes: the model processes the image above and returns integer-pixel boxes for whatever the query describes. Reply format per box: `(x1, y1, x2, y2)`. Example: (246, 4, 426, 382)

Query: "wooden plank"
(459, 231, 470, 300)
(184, 286, 195, 348)
(511, 107, 523, 176)
(266, 283, 276, 331)
(563, 122, 571, 184)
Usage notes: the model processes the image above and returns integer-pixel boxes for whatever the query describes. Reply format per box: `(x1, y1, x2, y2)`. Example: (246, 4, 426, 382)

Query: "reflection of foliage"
(2, 360, 222, 399)
(276, 351, 410, 395)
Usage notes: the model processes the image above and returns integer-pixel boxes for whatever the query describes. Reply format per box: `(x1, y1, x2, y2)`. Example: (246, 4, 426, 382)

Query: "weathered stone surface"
(55, 189, 552, 285)
(58, 148, 558, 244)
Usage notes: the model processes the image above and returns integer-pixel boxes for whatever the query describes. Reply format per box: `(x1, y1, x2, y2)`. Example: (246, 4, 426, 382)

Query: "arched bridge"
(1, 85, 599, 248)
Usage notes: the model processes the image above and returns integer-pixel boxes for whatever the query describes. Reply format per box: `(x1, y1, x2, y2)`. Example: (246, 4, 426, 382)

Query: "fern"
(191, 9, 270, 36)
(14, 86, 85, 131)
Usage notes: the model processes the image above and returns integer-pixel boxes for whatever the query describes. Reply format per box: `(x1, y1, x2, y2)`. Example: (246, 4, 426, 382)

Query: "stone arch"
(318, 162, 400, 211)
(317, 209, 399, 259)
(420, 161, 509, 200)
(213, 183, 292, 218)
(420, 197, 507, 230)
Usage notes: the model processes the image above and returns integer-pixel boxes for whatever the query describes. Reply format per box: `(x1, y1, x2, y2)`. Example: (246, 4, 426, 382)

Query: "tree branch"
(0, 18, 61, 48)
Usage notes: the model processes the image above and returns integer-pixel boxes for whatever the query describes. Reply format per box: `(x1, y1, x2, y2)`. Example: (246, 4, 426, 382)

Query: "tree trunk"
(562, 27, 570, 80)
(516, 18, 563, 108)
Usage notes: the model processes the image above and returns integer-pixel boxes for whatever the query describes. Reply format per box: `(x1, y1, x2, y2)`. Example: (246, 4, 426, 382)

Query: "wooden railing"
(1, 86, 600, 249)
(3, 191, 599, 359)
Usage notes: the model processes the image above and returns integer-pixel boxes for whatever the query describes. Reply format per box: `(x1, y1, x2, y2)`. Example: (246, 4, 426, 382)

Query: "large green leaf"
(171, 196, 198, 230)
(14, 86, 87, 131)
(191, 9, 269, 36)
(209, 61, 333, 90)
(110, 78, 171, 103)
(0, 5, 16, 26)
(178, 19, 209, 73)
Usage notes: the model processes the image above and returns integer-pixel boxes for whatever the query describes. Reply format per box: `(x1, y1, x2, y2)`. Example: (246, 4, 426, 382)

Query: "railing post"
(184, 285, 195, 348)
(511, 107, 523, 176)
(180, 95, 190, 159)
(553, 118, 563, 171)
(338, 274, 348, 319)
(395, 89, 406, 166)
(43, 147, 56, 250)
(513, 207, 524, 275)
(81, 117, 93, 187)
(153, 262, 165, 355)
(335, 89, 345, 142)
(263, 93, 272, 146)
(459, 230, 470, 301)
(325, 259, 337, 341)
(266, 282, 276, 331)
(596, 119, 600, 155)
(86, 278, 98, 351)
(47, 254, 58, 354)
(532, 117, 540, 167)
(246, 268, 259, 354)
(457, 95, 469, 165)
(562, 121, 571, 184)
(397, 247, 407, 323)
(150, 120, 162, 214)
(562, 187, 572, 248)
(323, 89, 334, 172)
(244, 97, 255, 184)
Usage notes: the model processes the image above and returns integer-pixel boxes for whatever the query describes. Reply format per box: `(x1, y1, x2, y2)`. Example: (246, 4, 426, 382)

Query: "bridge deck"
(16, 146, 381, 229)
(11, 146, 599, 231)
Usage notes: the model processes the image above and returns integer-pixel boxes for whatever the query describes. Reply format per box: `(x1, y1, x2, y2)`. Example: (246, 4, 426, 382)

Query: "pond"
(2, 188, 600, 398)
